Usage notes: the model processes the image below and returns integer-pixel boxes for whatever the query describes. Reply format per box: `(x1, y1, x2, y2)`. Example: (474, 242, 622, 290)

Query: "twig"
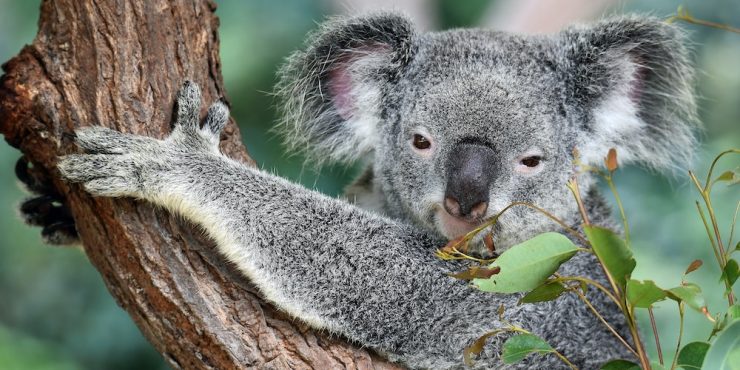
(668, 8, 740, 34)
(670, 303, 685, 370)
(695, 201, 723, 271)
(554, 276, 620, 307)
(605, 175, 630, 246)
(572, 288, 638, 357)
(465, 201, 591, 248)
(648, 307, 663, 365)
(567, 177, 591, 226)
(727, 201, 740, 252)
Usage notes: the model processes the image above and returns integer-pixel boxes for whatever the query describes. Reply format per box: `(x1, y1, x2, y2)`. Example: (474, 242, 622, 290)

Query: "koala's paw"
(59, 81, 230, 199)
(16, 156, 80, 245)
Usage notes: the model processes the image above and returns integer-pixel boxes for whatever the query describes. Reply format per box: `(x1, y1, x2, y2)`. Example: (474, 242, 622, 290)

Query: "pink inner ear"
(326, 43, 393, 120)
(328, 63, 354, 120)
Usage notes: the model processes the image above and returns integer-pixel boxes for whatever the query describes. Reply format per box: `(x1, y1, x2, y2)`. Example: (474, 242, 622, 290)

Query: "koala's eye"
(412, 134, 431, 150)
(520, 156, 542, 168)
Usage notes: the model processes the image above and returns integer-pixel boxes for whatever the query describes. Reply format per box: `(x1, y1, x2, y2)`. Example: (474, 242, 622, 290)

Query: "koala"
(41, 12, 697, 370)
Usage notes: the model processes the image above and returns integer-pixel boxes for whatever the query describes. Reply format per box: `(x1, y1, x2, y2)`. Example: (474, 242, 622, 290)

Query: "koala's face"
(375, 32, 577, 245)
(278, 14, 696, 249)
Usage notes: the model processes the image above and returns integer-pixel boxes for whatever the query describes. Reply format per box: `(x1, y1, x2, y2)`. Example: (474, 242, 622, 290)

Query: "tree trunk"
(0, 1, 400, 369)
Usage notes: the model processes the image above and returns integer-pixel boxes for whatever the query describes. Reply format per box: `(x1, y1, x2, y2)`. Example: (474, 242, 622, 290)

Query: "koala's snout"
(444, 142, 496, 220)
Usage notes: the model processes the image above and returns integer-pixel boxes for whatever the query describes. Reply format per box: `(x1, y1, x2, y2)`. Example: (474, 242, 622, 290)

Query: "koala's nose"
(444, 142, 497, 220)
(443, 196, 488, 220)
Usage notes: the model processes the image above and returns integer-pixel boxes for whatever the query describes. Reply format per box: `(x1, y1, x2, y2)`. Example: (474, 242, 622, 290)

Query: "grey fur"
(58, 13, 697, 370)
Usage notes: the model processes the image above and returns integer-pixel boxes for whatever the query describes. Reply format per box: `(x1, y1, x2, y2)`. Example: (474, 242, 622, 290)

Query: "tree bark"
(0, 1, 400, 369)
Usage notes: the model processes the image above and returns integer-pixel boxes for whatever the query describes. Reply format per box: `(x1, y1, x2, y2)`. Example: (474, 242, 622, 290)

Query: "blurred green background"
(0, 1, 737, 369)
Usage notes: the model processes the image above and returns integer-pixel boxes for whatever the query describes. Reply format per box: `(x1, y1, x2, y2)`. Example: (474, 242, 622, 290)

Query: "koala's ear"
(275, 13, 415, 165)
(558, 16, 698, 171)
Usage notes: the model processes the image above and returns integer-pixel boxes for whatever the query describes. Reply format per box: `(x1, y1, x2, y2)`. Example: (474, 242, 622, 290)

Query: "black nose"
(444, 142, 496, 220)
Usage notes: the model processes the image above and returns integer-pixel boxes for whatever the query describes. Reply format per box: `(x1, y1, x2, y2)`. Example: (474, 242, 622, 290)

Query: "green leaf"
(667, 283, 706, 312)
(473, 233, 578, 293)
(584, 226, 636, 291)
(715, 170, 736, 183)
(599, 359, 640, 370)
(677, 341, 710, 369)
(626, 279, 667, 308)
(520, 280, 568, 304)
(719, 259, 739, 288)
(728, 305, 740, 320)
(501, 333, 553, 364)
(702, 320, 740, 370)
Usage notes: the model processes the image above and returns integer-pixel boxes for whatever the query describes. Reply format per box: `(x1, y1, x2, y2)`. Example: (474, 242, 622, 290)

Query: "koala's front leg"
(59, 82, 227, 200)
(59, 82, 629, 370)
(58, 82, 476, 366)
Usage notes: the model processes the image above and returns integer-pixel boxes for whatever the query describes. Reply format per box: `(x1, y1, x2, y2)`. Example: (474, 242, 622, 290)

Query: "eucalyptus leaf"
(626, 279, 667, 308)
(728, 305, 740, 320)
(463, 330, 499, 366)
(677, 341, 710, 369)
(473, 233, 578, 293)
(702, 320, 740, 370)
(599, 359, 640, 370)
(501, 333, 553, 364)
(719, 259, 739, 288)
(715, 170, 736, 183)
(520, 280, 568, 304)
(685, 259, 703, 275)
(584, 226, 635, 291)
(449, 266, 500, 281)
(667, 283, 706, 312)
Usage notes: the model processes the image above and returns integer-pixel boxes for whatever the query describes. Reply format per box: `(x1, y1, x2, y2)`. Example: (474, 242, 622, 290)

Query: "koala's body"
(44, 12, 696, 370)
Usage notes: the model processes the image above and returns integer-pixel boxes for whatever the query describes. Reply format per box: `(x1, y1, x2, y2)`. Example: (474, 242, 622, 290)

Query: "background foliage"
(0, 0, 737, 368)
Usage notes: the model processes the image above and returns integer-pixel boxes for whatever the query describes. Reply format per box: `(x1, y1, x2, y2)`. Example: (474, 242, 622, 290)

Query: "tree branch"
(0, 1, 400, 369)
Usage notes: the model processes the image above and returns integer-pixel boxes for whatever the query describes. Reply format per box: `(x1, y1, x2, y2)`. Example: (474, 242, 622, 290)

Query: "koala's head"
(276, 13, 696, 249)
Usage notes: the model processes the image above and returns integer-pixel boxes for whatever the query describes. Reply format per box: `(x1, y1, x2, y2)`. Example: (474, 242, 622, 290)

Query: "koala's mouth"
(434, 207, 484, 240)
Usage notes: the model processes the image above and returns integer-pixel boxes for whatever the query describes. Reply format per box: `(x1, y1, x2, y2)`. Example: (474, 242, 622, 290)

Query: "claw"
(20, 195, 74, 227)
(15, 156, 54, 194)
(41, 221, 79, 245)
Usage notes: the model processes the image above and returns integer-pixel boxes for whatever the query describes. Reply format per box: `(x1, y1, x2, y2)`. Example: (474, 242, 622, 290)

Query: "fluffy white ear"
(276, 13, 415, 165)
(559, 16, 698, 171)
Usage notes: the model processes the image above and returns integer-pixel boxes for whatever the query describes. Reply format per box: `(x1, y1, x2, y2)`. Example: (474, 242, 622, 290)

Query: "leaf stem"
(572, 288, 638, 357)
(727, 201, 740, 252)
(668, 8, 740, 34)
(553, 349, 579, 370)
(567, 177, 591, 226)
(605, 175, 631, 246)
(648, 306, 664, 365)
(702, 149, 740, 188)
(670, 303, 685, 370)
(695, 201, 723, 271)
(468, 201, 591, 248)
(554, 276, 620, 307)
(626, 307, 651, 370)
(690, 168, 736, 305)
